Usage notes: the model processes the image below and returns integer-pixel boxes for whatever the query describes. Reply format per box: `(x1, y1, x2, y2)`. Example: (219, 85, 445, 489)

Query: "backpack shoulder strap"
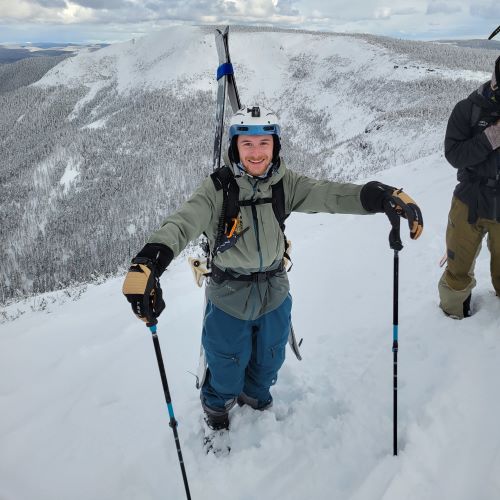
(271, 179, 287, 230)
(210, 166, 240, 220)
(271, 178, 292, 270)
(209, 167, 289, 259)
(469, 102, 482, 128)
(210, 165, 234, 191)
(210, 166, 240, 256)
(211, 167, 287, 227)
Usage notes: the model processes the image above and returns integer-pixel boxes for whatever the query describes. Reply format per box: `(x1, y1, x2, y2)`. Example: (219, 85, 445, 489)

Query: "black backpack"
(208, 165, 290, 261)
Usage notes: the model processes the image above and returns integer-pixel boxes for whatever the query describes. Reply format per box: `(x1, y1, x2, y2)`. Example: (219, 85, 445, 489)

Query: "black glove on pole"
(122, 243, 173, 324)
(148, 321, 191, 500)
(384, 198, 401, 457)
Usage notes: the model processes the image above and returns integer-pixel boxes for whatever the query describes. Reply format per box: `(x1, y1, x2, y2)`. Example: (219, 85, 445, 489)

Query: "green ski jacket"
(148, 160, 370, 320)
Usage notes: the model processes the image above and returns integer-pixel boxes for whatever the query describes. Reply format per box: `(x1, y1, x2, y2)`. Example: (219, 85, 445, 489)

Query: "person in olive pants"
(439, 56, 500, 318)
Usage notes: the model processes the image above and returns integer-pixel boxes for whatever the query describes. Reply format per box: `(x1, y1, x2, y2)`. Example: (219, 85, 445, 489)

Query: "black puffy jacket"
(445, 82, 500, 222)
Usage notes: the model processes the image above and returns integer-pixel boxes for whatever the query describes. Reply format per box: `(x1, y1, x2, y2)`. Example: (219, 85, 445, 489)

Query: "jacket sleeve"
(444, 99, 493, 169)
(147, 177, 218, 258)
(285, 170, 370, 215)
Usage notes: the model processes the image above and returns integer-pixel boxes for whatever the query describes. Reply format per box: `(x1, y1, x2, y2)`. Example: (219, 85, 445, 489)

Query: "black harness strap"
(210, 263, 285, 284)
(209, 166, 289, 262)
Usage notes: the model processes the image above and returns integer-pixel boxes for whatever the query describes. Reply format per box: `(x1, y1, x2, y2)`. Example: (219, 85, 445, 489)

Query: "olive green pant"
(439, 197, 500, 318)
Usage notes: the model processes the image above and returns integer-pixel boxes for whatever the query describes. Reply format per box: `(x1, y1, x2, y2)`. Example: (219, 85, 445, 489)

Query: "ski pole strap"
(217, 62, 234, 80)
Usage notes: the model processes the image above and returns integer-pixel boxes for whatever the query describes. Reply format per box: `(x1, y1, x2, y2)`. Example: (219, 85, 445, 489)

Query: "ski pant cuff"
(438, 273, 474, 319)
(201, 396, 236, 416)
(237, 392, 273, 410)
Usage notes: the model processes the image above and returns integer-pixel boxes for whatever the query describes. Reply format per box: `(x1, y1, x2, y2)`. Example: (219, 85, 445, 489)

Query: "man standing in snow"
(122, 106, 423, 444)
(439, 56, 500, 319)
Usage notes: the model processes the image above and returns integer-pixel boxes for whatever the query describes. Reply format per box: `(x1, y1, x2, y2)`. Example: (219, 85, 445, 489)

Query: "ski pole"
(147, 321, 192, 500)
(392, 247, 399, 456)
(488, 24, 500, 40)
(387, 208, 403, 457)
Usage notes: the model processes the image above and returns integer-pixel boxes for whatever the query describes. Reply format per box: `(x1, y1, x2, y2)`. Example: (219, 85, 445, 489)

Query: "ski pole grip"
(384, 201, 403, 251)
(389, 225, 403, 251)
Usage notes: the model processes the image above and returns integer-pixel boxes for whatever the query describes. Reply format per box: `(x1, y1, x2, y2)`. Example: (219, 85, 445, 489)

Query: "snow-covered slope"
(2, 24, 496, 302)
(1, 151, 499, 500)
(36, 26, 489, 141)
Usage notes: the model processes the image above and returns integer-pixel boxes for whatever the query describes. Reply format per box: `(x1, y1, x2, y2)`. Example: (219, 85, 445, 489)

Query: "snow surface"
(1, 152, 500, 500)
(59, 159, 80, 193)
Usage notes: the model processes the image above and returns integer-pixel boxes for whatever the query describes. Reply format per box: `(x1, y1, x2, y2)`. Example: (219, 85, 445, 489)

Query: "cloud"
(374, 7, 391, 20)
(70, 0, 128, 9)
(0, 0, 494, 43)
(470, 2, 500, 19)
(210, 0, 300, 20)
(426, 1, 461, 15)
(0, 0, 95, 23)
(33, 0, 66, 7)
(392, 7, 420, 15)
(276, 0, 300, 16)
(0, 0, 302, 24)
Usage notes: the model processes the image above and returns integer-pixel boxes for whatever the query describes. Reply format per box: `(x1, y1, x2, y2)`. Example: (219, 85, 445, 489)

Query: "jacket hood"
(469, 82, 500, 111)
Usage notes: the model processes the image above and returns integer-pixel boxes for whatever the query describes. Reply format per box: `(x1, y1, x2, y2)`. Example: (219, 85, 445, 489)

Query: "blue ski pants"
(201, 294, 292, 412)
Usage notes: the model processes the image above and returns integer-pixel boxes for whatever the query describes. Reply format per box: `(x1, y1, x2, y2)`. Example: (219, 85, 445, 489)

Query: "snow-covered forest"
(0, 25, 496, 304)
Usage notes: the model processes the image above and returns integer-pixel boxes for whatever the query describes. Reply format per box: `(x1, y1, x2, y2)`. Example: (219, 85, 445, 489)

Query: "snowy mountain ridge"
(1, 25, 496, 303)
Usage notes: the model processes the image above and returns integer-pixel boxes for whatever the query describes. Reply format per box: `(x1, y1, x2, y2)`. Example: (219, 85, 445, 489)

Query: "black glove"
(484, 120, 500, 150)
(360, 181, 424, 240)
(122, 243, 173, 325)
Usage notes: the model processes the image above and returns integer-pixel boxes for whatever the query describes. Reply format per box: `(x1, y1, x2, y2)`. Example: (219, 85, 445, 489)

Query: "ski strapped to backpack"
(213, 27, 241, 171)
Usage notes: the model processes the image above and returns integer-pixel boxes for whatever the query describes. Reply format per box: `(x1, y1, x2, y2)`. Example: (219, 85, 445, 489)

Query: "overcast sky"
(0, 0, 499, 44)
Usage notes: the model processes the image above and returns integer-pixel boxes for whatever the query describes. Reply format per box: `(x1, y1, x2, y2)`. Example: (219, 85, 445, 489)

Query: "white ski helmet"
(228, 106, 281, 164)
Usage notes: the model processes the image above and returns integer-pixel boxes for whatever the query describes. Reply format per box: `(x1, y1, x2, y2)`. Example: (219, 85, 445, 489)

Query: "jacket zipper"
(251, 182, 263, 271)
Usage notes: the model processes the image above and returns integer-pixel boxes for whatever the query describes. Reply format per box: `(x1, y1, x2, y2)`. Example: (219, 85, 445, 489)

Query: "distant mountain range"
(0, 26, 497, 303)
(434, 39, 500, 50)
(0, 43, 107, 64)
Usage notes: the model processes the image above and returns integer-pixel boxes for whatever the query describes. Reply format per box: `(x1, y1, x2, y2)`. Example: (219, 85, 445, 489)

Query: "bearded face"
(236, 135, 274, 177)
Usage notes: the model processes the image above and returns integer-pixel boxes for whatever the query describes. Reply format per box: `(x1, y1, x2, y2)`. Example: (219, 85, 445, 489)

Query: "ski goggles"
(229, 124, 281, 139)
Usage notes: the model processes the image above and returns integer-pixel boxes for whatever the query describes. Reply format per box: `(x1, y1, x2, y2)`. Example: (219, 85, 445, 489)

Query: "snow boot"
(237, 392, 273, 411)
(205, 410, 229, 430)
(463, 294, 472, 318)
(202, 410, 231, 456)
(203, 414, 231, 457)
